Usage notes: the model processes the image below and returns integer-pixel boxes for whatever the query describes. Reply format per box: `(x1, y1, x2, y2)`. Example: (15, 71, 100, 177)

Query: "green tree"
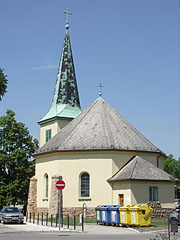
(164, 154, 180, 186)
(0, 110, 39, 209)
(0, 68, 8, 100)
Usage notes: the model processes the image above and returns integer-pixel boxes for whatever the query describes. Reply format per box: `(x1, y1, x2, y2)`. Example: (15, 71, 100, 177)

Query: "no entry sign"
(56, 180, 65, 190)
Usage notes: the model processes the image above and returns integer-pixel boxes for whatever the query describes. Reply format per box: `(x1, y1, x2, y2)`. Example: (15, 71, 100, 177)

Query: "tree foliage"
(0, 68, 8, 100)
(164, 154, 180, 186)
(0, 110, 39, 209)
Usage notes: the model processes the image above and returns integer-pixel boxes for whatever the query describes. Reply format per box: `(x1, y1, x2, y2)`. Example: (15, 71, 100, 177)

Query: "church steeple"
(38, 10, 82, 126)
(38, 10, 82, 146)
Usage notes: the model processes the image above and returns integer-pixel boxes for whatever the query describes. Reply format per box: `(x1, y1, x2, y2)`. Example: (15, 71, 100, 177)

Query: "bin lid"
(119, 205, 132, 210)
(100, 205, 111, 210)
(109, 205, 123, 210)
(129, 204, 152, 211)
(95, 205, 102, 210)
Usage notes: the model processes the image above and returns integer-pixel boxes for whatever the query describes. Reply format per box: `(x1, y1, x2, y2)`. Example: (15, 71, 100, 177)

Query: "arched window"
(44, 174, 48, 198)
(80, 173, 90, 197)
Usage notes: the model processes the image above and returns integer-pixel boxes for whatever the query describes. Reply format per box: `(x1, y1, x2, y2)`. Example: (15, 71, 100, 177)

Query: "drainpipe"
(157, 153, 161, 168)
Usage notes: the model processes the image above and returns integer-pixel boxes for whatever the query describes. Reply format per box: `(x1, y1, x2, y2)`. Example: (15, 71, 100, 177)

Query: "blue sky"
(0, 0, 179, 159)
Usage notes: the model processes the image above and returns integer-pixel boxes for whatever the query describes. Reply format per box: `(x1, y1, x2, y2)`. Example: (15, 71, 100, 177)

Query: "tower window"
(149, 186, 158, 201)
(46, 129, 52, 143)
(80, 172, 90, 197)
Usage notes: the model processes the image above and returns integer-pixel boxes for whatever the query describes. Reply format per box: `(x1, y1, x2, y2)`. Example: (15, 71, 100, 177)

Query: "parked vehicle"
(169, 209, 180, 226)
(175, 199, 180, 208)
(0, 207, 24, 224)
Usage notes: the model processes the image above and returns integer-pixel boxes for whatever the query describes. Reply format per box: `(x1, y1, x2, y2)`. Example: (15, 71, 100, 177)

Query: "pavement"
(1, 221, 140, 235)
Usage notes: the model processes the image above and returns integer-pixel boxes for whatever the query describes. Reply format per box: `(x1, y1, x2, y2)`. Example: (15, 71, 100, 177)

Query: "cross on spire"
(98, 83, 104, 97)
(64, 8, 72, 29)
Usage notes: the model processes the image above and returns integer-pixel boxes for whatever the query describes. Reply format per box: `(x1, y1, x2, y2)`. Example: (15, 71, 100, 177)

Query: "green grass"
(150, 218, 168, 228)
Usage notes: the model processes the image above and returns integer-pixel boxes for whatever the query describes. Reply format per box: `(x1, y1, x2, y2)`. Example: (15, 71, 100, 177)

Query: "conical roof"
(108, 156, 171, 182)
(36, 97, 163, 155)
(38, 24, 82, 125)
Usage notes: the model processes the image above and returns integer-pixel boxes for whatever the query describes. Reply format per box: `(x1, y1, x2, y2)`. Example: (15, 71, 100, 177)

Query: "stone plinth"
(48, 175, 62, 215)
(27, 176, 37, 213)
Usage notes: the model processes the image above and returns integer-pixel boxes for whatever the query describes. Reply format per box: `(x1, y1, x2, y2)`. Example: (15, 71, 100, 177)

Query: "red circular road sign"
(56, 180, 65, 190)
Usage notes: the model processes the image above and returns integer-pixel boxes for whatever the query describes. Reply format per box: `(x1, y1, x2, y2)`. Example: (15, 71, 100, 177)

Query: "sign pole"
(59, 190, 61, 231)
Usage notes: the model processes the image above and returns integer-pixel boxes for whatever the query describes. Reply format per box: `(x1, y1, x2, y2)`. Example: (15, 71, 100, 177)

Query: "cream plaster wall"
(36, 153, 113, 208)
(112, 152, 164, 176)
(130, 182, 174, 208)
(112, 183, 132, 205)
(40, 119, 71, 147)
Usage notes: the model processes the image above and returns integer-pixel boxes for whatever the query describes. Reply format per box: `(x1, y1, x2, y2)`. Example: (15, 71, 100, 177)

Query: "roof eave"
(34, 147, 164, 157)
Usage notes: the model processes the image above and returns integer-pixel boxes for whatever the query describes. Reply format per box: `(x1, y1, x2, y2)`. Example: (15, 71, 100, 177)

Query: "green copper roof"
(38, 15, 82, 125)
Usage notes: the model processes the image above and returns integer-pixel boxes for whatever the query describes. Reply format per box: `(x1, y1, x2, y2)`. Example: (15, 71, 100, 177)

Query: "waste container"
(95, 205, 102, 224)
(119, 205, 132, 225)
(100, 205, 111, 225)
(109, 205, 122, 226)
(129, 205, 152, 226)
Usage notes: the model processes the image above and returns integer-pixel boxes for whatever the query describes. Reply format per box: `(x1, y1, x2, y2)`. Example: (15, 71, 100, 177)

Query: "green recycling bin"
(95, 205, 102, 224)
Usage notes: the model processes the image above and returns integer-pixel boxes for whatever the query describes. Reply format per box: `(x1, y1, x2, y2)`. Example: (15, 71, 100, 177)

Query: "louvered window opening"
(81, 173, 90, 197)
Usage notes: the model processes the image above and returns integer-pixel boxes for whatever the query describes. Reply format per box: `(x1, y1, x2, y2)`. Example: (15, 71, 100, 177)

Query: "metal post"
(67, 215, 69, 229)
(168, 217, 171, 240)
(74, 215, 76, 230)
(37, 213, 39, 225)
(61, 212, 63, 228)
(59, 190, 61, 231)
(26, 212, 28, 222)
(33, 213, 35, 224)
(82, 214, 84, 232)
(56, 214, 58, 227)
(51, 214, 53, 227)
(46, 213, 48, 226)
(41, 212, 43, 225)
(30, 213, 31, 223)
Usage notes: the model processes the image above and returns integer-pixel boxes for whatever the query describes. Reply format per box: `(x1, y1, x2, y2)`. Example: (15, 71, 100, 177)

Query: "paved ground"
(0, 221, 180, 239)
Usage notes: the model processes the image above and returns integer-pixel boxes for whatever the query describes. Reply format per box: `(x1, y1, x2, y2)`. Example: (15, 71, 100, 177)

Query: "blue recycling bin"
(100, 205, 111, 225)
(109, 205, 123, 225)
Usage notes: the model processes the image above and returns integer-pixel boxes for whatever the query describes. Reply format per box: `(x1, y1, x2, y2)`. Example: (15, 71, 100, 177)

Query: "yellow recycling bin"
(129, 205, 152, 226)
(119, 205, 132, 225)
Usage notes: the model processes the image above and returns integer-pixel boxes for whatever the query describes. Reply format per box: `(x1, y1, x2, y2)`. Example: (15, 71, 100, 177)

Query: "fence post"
(26, 212, 28, 222)
(37, 213, 39, 225)
(61, 213, 63, 228)
(56, 214, 58, 227)
(51, 214, 53, 227)
(33, 213, 35, 224)
(67, 215, 69, 229)
(46, 213, 48, 226)
(30, 213, 31, 223)
(74, 215, 76, 230)
(41, 212, 43, 225)
(82, 214, 84, 232)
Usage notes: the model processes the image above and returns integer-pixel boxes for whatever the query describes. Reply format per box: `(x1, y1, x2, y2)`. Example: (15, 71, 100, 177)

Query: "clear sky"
(0, 0, 179, 159)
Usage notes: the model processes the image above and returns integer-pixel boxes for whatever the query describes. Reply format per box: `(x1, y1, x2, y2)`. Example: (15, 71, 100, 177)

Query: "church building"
(27, 11, 174, 217)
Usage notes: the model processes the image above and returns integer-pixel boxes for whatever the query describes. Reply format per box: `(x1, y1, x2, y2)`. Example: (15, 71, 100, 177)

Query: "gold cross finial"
(98, 83, 104, 97)
(64, 8, 72, 29)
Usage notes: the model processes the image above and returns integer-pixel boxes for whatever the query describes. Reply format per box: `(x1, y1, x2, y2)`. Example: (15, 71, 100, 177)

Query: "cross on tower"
(64, 8, 72, 29)
(98, 83, 104, 97)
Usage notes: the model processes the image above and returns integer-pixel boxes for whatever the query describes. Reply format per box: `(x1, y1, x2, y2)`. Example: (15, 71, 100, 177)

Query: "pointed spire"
(38, 10, 82, 125)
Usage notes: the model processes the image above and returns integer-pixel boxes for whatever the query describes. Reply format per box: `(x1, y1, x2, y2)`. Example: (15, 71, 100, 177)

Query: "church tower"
(38, 9, 82, 147)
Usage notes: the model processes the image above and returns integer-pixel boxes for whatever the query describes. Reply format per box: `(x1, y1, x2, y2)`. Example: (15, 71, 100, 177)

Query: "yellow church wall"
(112, 183, 132, 205)
(130, 181, 174, 208)
(40, 119, 71, 147)
(36, 153, 114, 209)
(112, 152, 164, 176)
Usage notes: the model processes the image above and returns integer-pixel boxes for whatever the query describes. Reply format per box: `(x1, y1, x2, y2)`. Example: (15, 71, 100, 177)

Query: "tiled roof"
(36, 97, 164, 155)
(38, 26, 82, 125)
(108, 156, 172, 182)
